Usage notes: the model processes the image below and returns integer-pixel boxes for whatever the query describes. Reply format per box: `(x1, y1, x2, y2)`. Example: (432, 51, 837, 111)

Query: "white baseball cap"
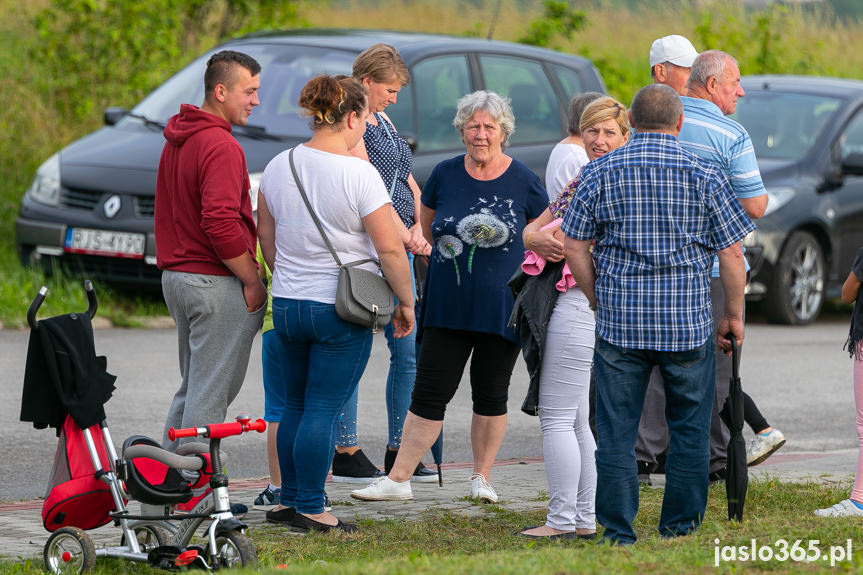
(649, 35, 698, 68)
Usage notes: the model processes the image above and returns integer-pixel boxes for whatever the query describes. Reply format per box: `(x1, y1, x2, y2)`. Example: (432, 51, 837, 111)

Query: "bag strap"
(289, 147, 382, 272)
(290, 147, 344, 268)
(376, 113, 400, 199)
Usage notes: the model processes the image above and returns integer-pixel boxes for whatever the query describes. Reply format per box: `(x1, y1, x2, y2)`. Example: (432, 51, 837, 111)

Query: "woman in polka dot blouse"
(330, 44, 437, 484)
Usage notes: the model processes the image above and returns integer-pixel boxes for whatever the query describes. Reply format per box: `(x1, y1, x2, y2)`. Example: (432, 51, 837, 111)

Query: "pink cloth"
(520, 218, 577, 292)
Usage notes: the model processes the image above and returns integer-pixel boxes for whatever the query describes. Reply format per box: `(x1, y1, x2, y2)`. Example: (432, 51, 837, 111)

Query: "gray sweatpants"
(634, 277, 741, 473)
(160, 270, 265, 451)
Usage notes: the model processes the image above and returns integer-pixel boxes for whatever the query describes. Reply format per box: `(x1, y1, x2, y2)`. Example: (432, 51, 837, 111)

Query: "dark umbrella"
(414, 255, 444, 486)
(719, 333, 747, 521)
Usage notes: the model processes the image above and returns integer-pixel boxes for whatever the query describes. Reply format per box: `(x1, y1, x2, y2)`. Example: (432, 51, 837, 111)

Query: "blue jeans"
(337, 252, 417, 449)
(593, 337, 715, 544)
(272, 298, 373, 514)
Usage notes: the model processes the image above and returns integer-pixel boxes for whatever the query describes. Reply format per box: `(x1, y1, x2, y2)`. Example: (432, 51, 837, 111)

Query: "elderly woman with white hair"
(351, 90, 548, 503)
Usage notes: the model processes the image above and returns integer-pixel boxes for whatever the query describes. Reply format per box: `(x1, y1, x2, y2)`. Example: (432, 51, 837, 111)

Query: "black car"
(732, 75, 863, 324)
(15, 29, 605, 286)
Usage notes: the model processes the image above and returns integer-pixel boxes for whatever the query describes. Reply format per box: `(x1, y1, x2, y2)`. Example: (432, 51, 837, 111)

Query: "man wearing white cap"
(649, 34, 698, 96)
(634, 35, 701, 487)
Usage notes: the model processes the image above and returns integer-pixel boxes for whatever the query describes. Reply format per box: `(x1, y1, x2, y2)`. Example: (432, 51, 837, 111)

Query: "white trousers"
(538, 287, 597, 530)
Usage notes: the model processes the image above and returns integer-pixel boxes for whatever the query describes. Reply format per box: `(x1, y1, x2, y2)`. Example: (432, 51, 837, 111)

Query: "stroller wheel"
(120, 524, 172, 551)
(44, 527, 96, 575)
(205, 530, 257, 568)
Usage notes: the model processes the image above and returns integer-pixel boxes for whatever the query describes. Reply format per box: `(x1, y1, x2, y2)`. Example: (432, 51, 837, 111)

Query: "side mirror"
(104, 107, 127, 126)
(842, 152, 863, 176)
(400, 132, 418, 153)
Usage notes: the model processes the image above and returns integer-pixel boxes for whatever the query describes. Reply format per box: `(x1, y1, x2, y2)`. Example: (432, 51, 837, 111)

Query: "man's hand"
(243, 279, 267, 312)
(716, 314, 744, 353)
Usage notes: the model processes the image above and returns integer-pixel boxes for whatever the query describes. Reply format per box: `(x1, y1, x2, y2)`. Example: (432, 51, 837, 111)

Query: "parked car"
(732, 75, 863, 324)
(16, 29, 605, 286)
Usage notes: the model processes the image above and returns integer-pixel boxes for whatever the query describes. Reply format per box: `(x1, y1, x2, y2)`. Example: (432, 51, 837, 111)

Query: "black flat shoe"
(291, 513, 358, 533)
(265, 506, 296, 524)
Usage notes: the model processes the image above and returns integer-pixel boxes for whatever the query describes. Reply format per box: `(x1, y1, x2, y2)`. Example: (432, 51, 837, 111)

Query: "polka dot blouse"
(364, 113, 415, 228)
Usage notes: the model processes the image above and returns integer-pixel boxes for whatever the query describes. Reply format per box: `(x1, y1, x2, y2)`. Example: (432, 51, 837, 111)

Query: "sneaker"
(253, 487, 280, 511)
(324, 493, 333, 512)
(230, 502, 248, 519)
(384, 448, 440, 483)
(469, 473, 498, 503)
(814, 499, 863, 517)
(746, 428, 786, 466)
(350, 476, 413, 501)
(331, 449, 386, 483)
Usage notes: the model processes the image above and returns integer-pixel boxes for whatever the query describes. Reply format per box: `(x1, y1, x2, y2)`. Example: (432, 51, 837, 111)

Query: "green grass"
(3, 480, 863, 574)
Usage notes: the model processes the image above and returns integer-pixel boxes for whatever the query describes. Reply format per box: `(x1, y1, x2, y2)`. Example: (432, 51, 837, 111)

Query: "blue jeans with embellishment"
(272, 298, 372, 514)
(593, 337, 715, 545)
(336, 252, 417, 449)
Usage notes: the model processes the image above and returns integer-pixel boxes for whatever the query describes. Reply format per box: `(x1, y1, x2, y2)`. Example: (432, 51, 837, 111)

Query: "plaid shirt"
(562, 132, 754, 351)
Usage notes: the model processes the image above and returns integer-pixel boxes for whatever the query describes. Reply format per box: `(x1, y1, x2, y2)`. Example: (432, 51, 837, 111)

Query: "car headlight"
(27, 153, 61, 206)
(762, 186, 795, 217)
(248, 171, 262, 214)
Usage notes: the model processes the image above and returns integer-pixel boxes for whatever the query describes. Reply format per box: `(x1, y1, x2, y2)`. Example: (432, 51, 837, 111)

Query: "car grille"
(59, 188, 155, 217)
(51, 253, 162, 286)
(60, 187, 100, 210)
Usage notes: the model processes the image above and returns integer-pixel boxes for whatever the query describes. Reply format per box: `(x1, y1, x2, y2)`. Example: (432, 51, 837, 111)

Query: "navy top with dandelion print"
(421, 155, 547, 342)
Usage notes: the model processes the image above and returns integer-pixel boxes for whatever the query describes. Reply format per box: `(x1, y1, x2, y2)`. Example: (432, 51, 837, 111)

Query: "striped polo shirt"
(679, 96, 766, 276)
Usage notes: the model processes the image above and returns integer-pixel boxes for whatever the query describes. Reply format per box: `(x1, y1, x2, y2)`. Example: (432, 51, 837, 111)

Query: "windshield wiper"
(233, 124, 284, 141)
(125, 113, 166, 130)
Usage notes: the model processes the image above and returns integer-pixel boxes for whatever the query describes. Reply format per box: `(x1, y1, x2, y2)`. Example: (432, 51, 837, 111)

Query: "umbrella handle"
(724, 332, 740, 378)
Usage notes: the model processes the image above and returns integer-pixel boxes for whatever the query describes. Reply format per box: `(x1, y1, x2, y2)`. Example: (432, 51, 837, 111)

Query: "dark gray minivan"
(16, 29, 605, 286)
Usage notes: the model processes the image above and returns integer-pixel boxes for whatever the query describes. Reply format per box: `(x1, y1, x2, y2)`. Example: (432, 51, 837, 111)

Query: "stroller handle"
(169, 417, 266, 441)
(27, 280, 99, 329)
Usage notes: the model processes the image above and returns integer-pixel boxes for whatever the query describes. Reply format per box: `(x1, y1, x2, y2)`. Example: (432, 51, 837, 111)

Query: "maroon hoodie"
(155, 104, 257, 275)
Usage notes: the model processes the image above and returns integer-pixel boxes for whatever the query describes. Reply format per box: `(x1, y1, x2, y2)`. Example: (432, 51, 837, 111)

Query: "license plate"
(64, 228, 145, 259)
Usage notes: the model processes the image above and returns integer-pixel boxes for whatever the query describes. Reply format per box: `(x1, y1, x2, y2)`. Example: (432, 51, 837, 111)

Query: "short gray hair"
(630, 84, 682, 132)
(453, 91, 516, 148)
(568, 92, 604, 136)
(689, 50, 735, 88)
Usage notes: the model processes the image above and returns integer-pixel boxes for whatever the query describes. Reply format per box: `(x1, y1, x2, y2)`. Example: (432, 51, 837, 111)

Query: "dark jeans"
(593, 337, 715, 544)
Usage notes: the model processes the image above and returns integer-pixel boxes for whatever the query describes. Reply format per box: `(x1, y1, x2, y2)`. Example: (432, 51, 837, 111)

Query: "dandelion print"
(436, 234, 463, 286)
(456, 213, 510, 273)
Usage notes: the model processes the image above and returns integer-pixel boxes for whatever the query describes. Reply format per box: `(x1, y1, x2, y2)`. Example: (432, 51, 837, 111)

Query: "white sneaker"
(350, 476, 413, 501)
(746, 428, 786, 466)
(814, 499, 863, 517)
(469, 473, 498, 503)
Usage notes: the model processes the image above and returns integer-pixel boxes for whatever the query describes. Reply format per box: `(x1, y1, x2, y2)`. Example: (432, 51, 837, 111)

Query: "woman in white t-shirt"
(544, 92, 603, 201)
(256, 74, 413, 534)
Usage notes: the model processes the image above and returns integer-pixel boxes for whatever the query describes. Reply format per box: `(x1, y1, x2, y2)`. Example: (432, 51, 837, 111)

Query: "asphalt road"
(0, 315, 854, 502)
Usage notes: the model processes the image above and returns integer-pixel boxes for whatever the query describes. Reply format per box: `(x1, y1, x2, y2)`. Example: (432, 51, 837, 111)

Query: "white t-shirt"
(260, 144, 391, 303)
(544, 142, 589, 201)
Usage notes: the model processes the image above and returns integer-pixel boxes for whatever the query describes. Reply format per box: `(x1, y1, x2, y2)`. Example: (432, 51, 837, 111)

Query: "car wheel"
(765, 231, 824, 325)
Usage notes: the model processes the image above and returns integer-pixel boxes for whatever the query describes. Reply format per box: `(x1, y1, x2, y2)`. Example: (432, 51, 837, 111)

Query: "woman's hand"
(391, 302, 415, 338)
(406, 224, 432, 256)
(528, 224, 565, 262)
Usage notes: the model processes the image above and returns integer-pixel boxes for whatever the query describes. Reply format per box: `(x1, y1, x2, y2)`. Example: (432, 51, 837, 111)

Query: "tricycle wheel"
(44, 527, 96, 575)
(120, 524, 172, 552)
(206, 530, 257, 568)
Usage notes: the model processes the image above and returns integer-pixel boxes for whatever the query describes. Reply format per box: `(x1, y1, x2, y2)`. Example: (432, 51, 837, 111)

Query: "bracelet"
(525, 232, 533, 250)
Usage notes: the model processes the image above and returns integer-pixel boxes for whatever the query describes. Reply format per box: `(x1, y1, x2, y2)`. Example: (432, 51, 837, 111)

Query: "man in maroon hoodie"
(155, 51, 267, 451)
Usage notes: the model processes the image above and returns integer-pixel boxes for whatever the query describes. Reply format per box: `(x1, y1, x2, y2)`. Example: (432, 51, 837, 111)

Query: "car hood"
(59, 122, 301, 196)
(755, 157, 800, 183)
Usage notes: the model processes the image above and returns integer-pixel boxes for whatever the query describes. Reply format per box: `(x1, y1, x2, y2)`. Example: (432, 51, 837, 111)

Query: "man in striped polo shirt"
(678, 50, 780, 483)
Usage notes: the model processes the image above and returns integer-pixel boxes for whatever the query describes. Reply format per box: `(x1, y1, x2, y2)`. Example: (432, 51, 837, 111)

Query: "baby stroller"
(21, 281, 265, 574)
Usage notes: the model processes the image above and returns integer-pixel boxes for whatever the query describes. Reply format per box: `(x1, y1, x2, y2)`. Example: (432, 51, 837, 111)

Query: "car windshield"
(731, 91, 841, 161)
(128, 42, 356, 138)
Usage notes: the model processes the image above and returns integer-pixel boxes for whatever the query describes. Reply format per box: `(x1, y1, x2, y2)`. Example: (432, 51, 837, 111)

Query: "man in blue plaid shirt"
(562, 84, 754, 545)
